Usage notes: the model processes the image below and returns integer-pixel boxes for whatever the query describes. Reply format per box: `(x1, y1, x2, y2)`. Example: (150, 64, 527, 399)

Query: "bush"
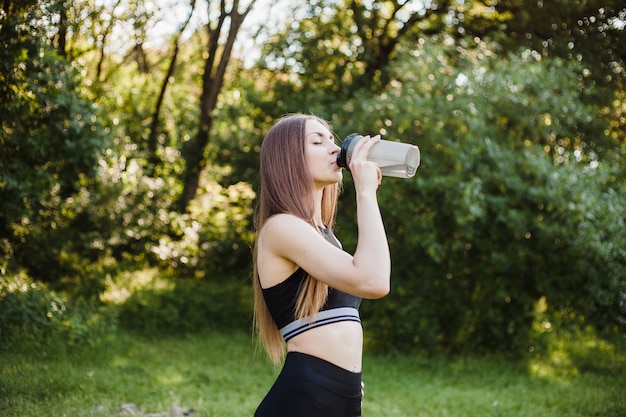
(339, 43, 626, 355)
(118, 275, 252, 335)
(0, 273, 117, 356)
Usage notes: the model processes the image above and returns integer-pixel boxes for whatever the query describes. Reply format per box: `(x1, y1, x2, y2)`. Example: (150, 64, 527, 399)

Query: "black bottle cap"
(336, 133, 360, 169)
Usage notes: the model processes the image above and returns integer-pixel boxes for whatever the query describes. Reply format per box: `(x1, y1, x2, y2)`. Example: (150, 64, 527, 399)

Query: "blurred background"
(1, 0, 625, 358)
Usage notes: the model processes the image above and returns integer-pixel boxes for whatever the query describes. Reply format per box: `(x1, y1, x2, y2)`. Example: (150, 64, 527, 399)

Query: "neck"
(313, 188, 324, 228)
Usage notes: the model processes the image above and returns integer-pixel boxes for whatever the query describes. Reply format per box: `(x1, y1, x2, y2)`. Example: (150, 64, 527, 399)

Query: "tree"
(146, 0, 197, 175)
(218, 0, 624, 353)
(257, 0, 455, 114)
(490, 0, 626, 89)
(470, 1, 626, 159)
(0, 0, 108, 287)
(178, 0, 256, 212)
(337, 41, 625, 353)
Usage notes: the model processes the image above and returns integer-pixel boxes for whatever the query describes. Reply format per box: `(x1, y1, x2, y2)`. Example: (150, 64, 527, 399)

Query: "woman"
(253, 114, 391, 417)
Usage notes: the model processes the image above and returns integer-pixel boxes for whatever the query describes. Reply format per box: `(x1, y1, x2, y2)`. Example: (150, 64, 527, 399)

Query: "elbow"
(364, 276, 391, 299)
(371, 284, 391, 299)
(367, 289, 390, 300)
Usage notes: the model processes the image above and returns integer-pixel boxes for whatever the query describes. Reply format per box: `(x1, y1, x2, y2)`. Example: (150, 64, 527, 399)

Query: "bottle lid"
(336, 133, 361, 169)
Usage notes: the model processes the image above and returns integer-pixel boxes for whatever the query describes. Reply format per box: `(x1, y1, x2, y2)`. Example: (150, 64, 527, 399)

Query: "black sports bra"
(261, 227, 362, 341)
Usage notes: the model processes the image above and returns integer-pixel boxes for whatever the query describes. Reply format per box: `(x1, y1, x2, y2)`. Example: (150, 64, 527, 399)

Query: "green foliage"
(0, 1, 109, 289)
(0, 2, 105, 220)
(3, 0, 624, 359)
(118, 275, 252, 334)
(0, 273, 117, 356)
(62, 28, 260, 282)
(487, 0, 626, 95)
(338, 41, 625, 354)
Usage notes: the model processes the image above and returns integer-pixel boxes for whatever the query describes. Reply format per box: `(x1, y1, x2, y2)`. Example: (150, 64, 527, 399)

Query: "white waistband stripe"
(279, 307, 361, 341)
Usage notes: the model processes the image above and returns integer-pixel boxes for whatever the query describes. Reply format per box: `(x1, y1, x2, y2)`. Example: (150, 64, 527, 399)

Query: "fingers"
(351, 135, 380, 162)
(349, 134, 382, 192)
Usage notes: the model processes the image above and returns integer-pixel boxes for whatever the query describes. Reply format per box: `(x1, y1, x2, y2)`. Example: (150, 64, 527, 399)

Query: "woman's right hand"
(348, 134, 391, 297)
(348, 135, 382, 194)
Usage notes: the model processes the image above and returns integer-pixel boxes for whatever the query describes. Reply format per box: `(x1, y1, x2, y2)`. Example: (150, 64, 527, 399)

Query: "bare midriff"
(286, 320, 363, 373)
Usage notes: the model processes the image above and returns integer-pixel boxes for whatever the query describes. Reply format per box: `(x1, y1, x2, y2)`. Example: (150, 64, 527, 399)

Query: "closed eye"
(307, 131, 339, 148)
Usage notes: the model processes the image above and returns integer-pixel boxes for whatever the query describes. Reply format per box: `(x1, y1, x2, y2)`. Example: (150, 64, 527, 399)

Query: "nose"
(330, 142, 340, 155)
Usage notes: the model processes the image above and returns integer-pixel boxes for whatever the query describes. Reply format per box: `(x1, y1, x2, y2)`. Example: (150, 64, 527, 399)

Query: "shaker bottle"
(336, 133, 421, 178)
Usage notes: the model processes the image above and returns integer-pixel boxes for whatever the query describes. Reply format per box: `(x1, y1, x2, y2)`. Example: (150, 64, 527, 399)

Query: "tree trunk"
(146, 0, 197, 175)
(178, 0, 255, 212)
(96, 0, 123, 81)
(56, 1, 67, 58)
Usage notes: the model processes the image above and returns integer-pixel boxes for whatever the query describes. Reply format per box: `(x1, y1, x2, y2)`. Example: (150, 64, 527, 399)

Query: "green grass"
(1, 330, 624, 417)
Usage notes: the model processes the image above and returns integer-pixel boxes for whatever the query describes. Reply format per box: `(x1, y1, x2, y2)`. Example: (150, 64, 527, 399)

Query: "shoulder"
(256, 214, 320, 287)
(259, 214, 320, 254)
(261, 214, 314, 237)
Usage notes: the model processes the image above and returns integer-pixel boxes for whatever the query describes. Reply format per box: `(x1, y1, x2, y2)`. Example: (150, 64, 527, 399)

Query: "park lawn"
(0, 329, 624, 417)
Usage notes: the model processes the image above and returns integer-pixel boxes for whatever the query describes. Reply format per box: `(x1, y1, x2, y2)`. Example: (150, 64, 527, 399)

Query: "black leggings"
(254, 351, 363, 417)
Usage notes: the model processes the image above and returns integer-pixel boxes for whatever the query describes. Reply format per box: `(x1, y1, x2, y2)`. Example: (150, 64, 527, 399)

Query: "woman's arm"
(259, 136, 391, 298)
(350, 135, 391, 296)
(260, 214, 390, 299)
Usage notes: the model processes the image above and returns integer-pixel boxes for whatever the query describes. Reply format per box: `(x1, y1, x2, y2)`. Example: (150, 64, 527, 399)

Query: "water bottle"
(336, 134, 421, 178)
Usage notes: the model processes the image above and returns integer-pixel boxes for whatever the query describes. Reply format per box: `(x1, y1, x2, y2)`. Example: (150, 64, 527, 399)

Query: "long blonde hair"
(253, 114, 340, 363)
